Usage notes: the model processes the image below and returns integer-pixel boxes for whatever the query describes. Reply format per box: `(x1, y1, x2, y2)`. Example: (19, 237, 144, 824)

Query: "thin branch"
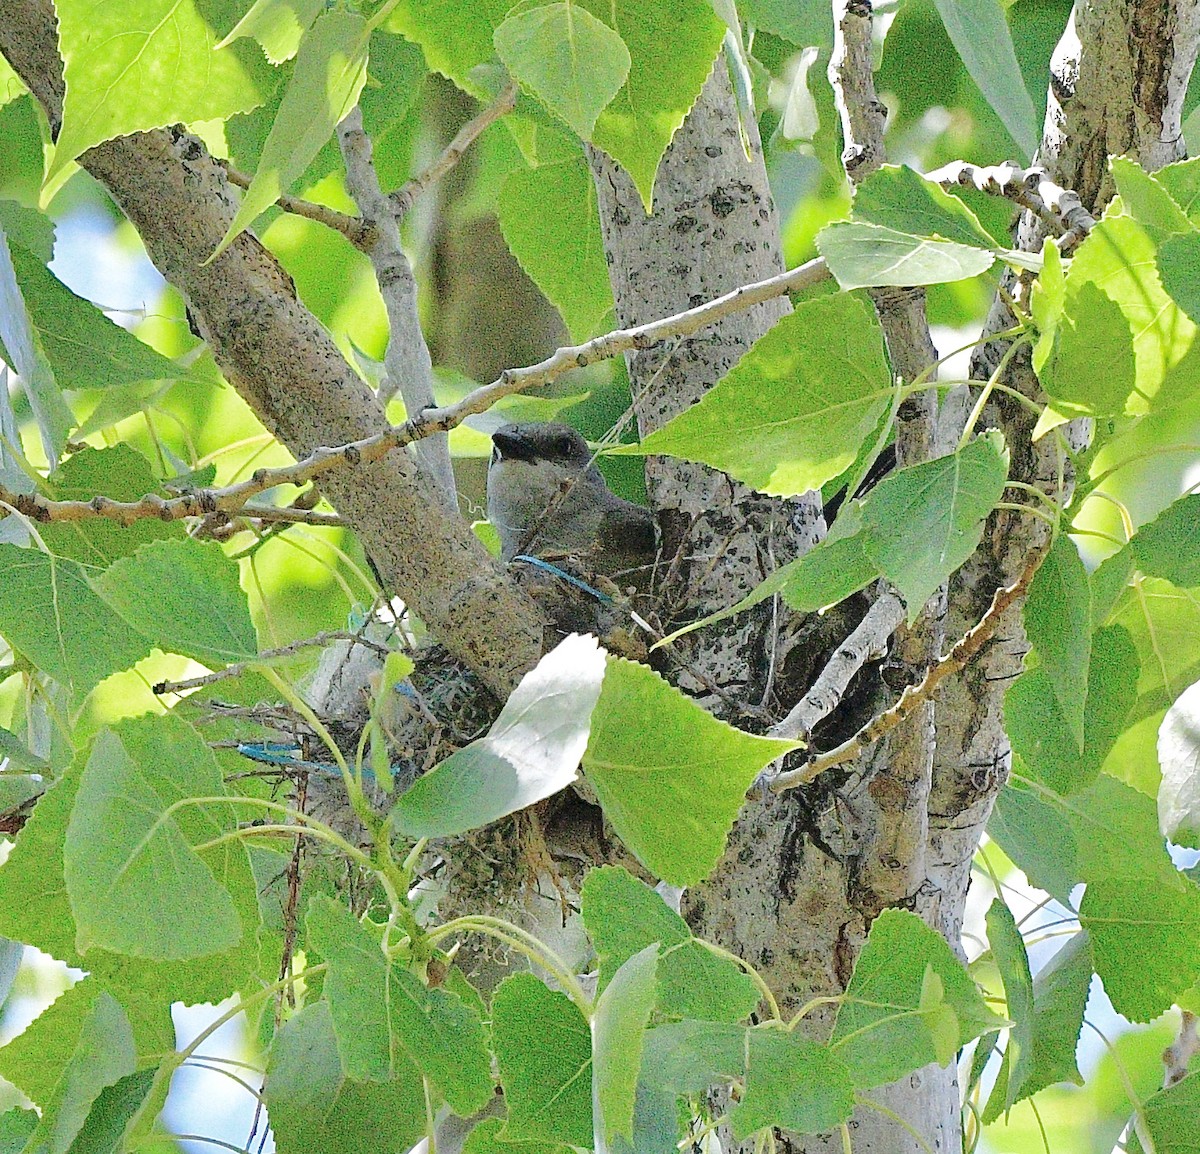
(769, 548, 1047, 792)
(926, 160, 1097, 247)
(1163, 1010, 1198, 1088)
(0, 256, 832, 527)
(153, 629, 389, 695)
(218, 161, 370, 246)
(390, 81, 518, 221)
(338, 106, 456, 504)
(770, 590, 905, 741)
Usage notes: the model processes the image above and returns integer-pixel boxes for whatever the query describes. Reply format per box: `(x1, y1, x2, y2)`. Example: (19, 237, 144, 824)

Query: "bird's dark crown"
(491, 422, 593, 468)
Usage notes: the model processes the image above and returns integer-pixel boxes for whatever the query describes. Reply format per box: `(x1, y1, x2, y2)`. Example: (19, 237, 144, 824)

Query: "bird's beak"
(491, 427, 538, 463)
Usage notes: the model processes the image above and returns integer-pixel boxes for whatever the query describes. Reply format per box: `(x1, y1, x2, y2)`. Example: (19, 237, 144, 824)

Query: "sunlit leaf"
(51, 0, 268, 178)
(626, 294, 892, 497)
(583, 658, 797, 886)
(494, 4, 629, 140)
(392, 633, 606, 837)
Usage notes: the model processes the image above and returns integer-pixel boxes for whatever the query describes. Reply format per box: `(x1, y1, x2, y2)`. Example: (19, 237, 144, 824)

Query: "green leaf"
(1023, 534, 1092, 751)
(987, 780, 1080, 905)
(583, 658, 797, 886)
(739, 0, 833, 48)
(213, 10, 371, 259)
(0, 978, 102, 1108)
(1006, 625, 1139, 797)
(731, 1028, 854, 1139)
(580, 866, 760, 1022)
(829, 909, 1004, 1089)
(21, 992, 135, 1154)
(0, 228, 73, 463)
(1131, 494, 1200, 587)
(0, 200, 54, 264)
(1158, 680, 1200, 845)
(0, 544, 152, 702)
(305, 898, 394, 1082)
(216, 0, 324, 63)
(1033, 280, 1137, 418)
(580, 0, 726, 209)
(0, 1110, 36, 1154)
(852, 165, 996, 248)
(39, 445, 184, 568)
(627, 294, 893, 497)
(6, 243, 187, 393)
(817, 221, 996, 289)
(72, 1068, 160, 1154)
(983, 900, 1034, 1117)
(1155, 156, 1200, 221)
(1128, 1069, 1200, 1154)
(462, 1118, 572, 1154)
(390, 966, 494, 1115)
(494, 5, 630, 141)
(498, 154, 615, 340)
(492, 974, 593, 1148)
(93, 539, 258, 666)
(1080, 872, 1200, 1022)
(1111, 157, 1192, 243)
(861, 432, 1009, 620)
(592, 944, 658, 1149)
(392, 633, 606, 837)
(263, 1001, 426, 1154)
(385, 0, 507, 94)
(1111, 576, 1200, 719)
(1065, 210, 1194, 416)
(640, 1020, 747, 1093)
(64, 721, 242, 959)
(1009, 931, 1091, 1106)
(930, 0, 1039, 158)
(50, 0, 268, 179)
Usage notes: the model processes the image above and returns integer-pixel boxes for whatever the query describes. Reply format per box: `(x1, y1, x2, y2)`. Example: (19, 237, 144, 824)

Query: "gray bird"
(486, 422, 656, 580)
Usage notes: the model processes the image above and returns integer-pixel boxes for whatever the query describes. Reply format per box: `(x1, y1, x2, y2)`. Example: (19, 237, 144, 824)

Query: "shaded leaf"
(1023, 533, 1092, 751)
(64, 722, 242, 959)
(216, 0, 324, 63)
(853, 165, 996, 248)
(732, 1029, 854, 1139)
(1131, 494, 1200, 588)
(829, 909, 1004, 1088)
(214, 10, 370, 258)
(581, 866, 760, 1022)
(593, 945, 658, 1149)
(982, 900, 1034, 1118)
(0, 544, 152, 702)
(817, 220, 995, 289)
(263, 1002, 426, 1154)
(492, 974, 592, 1148)
(93, 539, 258, 666)
(1080, 873, 1200, 1022)
(861, 432, 1009, 620)
(499, 154, 615, 340)
(931, 0, 1039, 158)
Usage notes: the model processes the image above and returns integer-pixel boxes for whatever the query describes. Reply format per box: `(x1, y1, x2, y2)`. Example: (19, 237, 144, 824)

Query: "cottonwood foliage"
(0, 1, 1198, 1152)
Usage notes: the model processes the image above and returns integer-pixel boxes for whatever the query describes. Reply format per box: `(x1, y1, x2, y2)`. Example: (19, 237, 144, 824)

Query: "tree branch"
(337, 105, 455, 501)
(769, 590, 904, 741)
(0, 0, 545, 699)
(771, 548, 1047, 792)
(0, 256, 831, 526)
(389, 81, 518, 221)
(218, 161, 370, 246)
(926, 160, 1097, 246)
